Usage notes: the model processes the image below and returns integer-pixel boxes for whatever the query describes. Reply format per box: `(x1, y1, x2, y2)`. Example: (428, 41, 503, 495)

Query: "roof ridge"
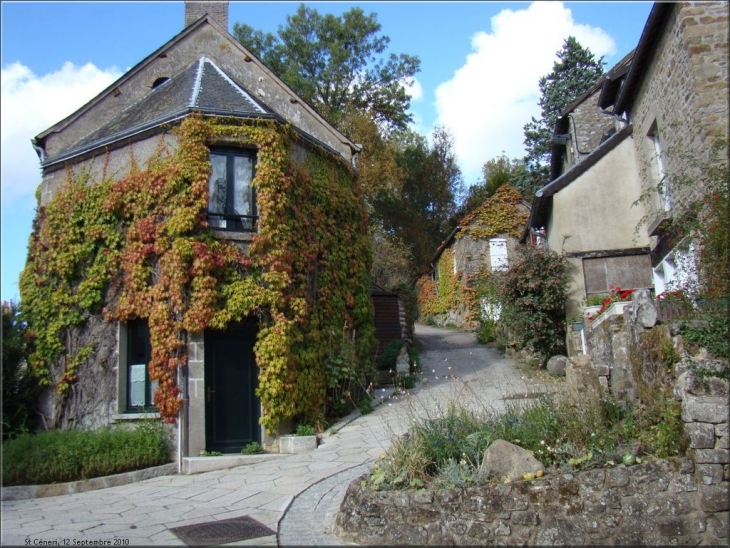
(190, 57, 206, 108)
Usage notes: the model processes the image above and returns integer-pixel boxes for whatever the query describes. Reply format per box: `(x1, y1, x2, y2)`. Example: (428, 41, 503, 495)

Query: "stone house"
(419, 184, 529, 328)
(522, 1, 728, 319)
(22, 2, 374, 461)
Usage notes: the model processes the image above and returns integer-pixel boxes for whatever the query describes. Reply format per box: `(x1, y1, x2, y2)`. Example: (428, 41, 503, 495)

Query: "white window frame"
(653, 243, 697, 296)
(648, 123, 671, 212)
(489, 238, 508, 271)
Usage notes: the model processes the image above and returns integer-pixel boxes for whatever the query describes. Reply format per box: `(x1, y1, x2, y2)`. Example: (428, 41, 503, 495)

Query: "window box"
(590, 301, 632, 328)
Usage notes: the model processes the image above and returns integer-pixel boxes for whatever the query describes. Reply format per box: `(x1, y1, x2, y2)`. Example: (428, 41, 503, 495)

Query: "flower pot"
(279, 434, 317, 454)
(571, 321, 583, 331)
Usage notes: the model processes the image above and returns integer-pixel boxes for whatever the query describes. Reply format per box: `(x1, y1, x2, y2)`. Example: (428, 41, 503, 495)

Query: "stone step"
(182, 453, 287, 475)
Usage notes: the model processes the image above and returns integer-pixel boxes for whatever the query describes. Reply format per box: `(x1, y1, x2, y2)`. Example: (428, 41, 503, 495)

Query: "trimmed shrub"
(2, 421, 171, 486)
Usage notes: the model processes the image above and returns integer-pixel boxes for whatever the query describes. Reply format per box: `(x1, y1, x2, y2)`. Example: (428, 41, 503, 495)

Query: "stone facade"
(562, 85, 617, 169)
(622, 2, 728, 255)
(35, 17, 356, 176)
(27, 3, 365, 455)
(336, 458, 729, 545)
(526, 1, 728, 311)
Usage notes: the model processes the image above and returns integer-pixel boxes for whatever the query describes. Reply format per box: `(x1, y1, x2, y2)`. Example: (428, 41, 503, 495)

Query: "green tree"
(375, 127, 464, 275)
(460, 154, 529, 216)
(338, 111, 405, 210)
(522, 36, 604, 194)
(233, 5, 420, 132)
(2, 302, 39, 438)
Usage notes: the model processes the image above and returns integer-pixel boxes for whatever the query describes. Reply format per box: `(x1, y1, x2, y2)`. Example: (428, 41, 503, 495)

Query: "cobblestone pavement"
(1, 325, 554, 546)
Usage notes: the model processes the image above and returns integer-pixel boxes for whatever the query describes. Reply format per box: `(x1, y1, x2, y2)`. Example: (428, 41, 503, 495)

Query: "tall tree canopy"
(459, 153, 530, 217)
(234, 5, 421, 132)
(375, 127, 464, 276)
(522, 36, 604, 195)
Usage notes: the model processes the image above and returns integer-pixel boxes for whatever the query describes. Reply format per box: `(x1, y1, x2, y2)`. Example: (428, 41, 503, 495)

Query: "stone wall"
(336, 287, 729, 544)
(630, 2, 728, 230)
(336, 457, 729, 545)
(566, 87, 616, 167)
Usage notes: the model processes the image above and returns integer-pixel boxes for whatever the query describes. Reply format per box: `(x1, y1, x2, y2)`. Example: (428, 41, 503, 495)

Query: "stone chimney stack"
(185, 1, 229, 29)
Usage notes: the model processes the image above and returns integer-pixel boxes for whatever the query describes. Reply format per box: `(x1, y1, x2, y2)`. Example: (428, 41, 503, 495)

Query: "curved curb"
(278, 461, 372, 546)
(1, 462, 177, 501)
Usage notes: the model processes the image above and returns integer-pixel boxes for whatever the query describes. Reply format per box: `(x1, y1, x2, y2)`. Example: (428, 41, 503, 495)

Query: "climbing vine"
(416, 184, 528, 325)
(20, 114, 374, 431)
(416, 249, 463, 319)
(457, 184, 528, 241)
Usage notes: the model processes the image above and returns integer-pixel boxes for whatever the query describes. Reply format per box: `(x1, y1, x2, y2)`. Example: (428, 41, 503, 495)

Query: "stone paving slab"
(1, 325, 541, 546)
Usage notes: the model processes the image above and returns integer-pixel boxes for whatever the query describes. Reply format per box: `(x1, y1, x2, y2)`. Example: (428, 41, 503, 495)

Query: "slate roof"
(51, 57, 269, 164)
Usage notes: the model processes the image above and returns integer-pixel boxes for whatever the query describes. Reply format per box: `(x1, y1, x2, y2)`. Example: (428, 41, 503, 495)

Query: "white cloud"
(433, 1, 615, 186)
(0, 61, 122, 203)
(405, 76, 424, 101)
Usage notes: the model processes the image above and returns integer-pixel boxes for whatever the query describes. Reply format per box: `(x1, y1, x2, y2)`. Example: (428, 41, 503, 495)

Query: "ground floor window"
(126, 320, 157, 411)
(583, 254, 653, 297)
(653, 244, 697, 296)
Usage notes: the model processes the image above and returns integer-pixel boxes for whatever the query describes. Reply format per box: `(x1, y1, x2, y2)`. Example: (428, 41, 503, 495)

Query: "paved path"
(1, 325, 548, 546)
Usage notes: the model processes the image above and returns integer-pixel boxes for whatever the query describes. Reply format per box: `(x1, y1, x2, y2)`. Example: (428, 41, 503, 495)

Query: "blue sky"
(1, 1, 654, 303)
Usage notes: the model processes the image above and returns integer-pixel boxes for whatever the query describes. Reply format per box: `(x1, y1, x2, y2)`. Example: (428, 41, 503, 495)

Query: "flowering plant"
(587, 285, 635, 321)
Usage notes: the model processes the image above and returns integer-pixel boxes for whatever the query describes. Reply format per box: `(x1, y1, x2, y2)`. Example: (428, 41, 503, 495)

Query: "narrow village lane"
(2, 325, 551, 547)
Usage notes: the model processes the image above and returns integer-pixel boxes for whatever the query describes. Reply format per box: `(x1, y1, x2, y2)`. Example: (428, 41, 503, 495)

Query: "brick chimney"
(185, 1, 229, 29)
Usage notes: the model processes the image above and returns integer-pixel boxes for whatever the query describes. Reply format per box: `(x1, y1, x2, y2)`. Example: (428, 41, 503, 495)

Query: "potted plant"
(582, 293, 606, 319)
(567, 315, 583, 331)
(587, 286, 635, 325)
(279, 424, 318, 454)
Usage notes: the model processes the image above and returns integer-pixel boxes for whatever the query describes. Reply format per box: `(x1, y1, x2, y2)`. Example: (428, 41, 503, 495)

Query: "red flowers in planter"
(589, 286, 635, 321)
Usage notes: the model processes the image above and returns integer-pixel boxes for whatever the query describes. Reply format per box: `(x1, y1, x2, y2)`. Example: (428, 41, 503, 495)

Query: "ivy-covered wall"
(416, 185, 529, 328)
(20, 114, 374, 433)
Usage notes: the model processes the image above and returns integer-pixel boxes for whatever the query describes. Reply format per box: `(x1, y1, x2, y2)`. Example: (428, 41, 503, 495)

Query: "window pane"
(208, 154, 228, 215)
(232, 155, 253, 216)
(129, 363, 146, 407)
(148, 379, 159, 408)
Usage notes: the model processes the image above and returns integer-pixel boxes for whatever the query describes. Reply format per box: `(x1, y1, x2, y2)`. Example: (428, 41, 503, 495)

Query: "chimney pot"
(185, 1, 229, 30)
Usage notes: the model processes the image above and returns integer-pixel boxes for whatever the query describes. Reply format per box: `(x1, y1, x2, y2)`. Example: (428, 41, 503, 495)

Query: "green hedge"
(2, 421, 172, 486)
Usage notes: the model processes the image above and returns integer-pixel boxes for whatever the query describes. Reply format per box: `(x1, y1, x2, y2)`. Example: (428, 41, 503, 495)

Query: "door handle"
(206, 387, 215, 402)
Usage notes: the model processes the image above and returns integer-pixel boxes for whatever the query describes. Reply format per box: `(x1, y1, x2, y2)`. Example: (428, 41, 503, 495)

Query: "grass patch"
(241, 441, 264, 455)
(2, 421, 172, 486)
(362, 389, 683, 491)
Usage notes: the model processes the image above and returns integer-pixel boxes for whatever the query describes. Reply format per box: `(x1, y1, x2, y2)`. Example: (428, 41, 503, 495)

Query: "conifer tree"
(522, 37, 604, 195)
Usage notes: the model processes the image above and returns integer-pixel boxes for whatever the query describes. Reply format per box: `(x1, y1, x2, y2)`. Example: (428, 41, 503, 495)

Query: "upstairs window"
(208, 149, 257, 231)
(647, 122, 671, 211)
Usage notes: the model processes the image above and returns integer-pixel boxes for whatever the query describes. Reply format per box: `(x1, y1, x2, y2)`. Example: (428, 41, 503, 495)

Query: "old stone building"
(22, 1, 374, 463)
(600, 1, 728, 296)
(420, 184, 529, 328)
(524, 1, 728, 318)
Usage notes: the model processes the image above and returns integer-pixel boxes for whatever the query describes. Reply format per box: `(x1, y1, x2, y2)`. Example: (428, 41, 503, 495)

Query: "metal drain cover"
(170, 515, 276, 545)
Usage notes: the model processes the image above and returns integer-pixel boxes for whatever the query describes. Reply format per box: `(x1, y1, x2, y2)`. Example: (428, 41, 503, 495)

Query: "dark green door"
(204, 322, 260, 453)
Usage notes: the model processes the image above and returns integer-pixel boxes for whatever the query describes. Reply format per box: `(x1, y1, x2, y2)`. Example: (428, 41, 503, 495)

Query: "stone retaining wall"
(335, 458, 729, 545)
